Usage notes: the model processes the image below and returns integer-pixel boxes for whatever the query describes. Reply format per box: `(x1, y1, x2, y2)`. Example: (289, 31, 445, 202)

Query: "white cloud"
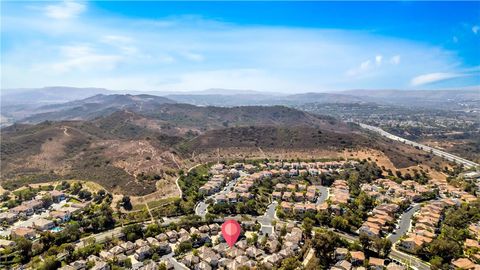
(473, 25, 479, 35)
(101, 35, 133, 44)
(360, 60, 371, 70)
(410, 72, 464, 86)
(1, 4, 475, 91)
(50, 44, 122, 72)
(100, 35, 139, 56)
(44, 0, 86, 20)
(347, 54, 395, 77)
(180, 51, 205, 62)
(390, 55, 401, 65)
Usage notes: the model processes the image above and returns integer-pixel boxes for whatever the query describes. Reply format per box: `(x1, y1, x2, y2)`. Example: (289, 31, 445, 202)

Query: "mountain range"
(2, 87, 478, 125)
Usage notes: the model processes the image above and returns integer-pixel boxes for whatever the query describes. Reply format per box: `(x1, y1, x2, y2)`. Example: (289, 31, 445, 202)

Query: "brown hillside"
(1, 104, 446, 196)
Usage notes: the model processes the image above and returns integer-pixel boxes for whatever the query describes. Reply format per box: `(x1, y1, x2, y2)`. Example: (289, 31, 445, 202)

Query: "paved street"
(194, 178, 238, 218)
(388, 204, 420, 243)
(257, 201, 278, 236)
(316, 185, 329, 205)
(390, 249, 429, 270)
(75, 226, 124, 248)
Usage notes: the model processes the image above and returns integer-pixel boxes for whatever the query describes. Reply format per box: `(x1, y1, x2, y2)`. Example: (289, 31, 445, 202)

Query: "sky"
(2, 1, 480, 92)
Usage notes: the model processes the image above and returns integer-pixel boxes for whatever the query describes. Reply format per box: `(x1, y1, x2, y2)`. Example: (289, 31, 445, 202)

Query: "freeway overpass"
(359, 123, 479, 169)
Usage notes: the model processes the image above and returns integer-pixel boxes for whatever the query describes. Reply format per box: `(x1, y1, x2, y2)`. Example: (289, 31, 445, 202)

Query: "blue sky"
(2, 1, 479, 92)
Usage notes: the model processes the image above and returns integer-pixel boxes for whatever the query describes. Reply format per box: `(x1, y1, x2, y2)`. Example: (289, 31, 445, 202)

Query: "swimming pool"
(50, 227, 63, 233)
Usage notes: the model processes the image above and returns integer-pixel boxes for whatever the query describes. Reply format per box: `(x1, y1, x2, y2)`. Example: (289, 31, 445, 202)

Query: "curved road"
(195, 179, 238, 218)
(387, 204, 420, 243)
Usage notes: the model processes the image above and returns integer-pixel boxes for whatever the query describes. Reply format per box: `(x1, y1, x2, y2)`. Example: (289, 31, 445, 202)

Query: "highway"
(359, 123, 479, 169)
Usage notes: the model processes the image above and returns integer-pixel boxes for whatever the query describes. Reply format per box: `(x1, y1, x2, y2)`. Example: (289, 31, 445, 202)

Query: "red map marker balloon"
(221, 219, 241, 247)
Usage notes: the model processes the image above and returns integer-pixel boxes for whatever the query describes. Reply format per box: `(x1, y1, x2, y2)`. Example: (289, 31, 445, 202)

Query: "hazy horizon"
(2, 86, 480, 96)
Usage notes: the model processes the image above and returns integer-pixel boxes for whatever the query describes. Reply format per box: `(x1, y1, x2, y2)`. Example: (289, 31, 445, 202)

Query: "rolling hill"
(0, 95, 445, 196)
(16, 94, 176, 124)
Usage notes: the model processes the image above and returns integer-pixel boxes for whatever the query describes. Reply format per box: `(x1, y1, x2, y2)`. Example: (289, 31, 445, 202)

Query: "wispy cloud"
(50, 44, 123, 72)
(473, 25, 479, 35)
(346, 54, 398, 77)
(44, 0, 86, 20)
(410, 72, 464, 86)
(1, 1, 477, 91)
(390, 55, 401, 65)
(180, 51, 205, 62)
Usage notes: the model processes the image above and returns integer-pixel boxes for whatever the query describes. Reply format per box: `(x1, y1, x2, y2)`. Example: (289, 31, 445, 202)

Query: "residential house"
(120, 241, 136, 255)
(50, 190, 66, 203)
(334, 248, 349, 261)
(134, 246, 151, 261)
(452, 258, 478, 270)
(350, 251, 365, 266)
(0, 212, 18, 224)
(11, 227, 37, 239)
(33, 218, 55, 231)
(50, 210, 71, 223)
(368, 257, 384, 270)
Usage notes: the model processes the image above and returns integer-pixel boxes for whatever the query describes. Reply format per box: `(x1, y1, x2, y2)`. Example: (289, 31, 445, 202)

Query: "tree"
(60, 181, 70, 190)
(122, 224, 143, 241)
(373, 237, 392, 257)
(78, 189, 92, 201)
(315, 210, 330, 226)
(145, 223, 162, 237)
(247, 233, 259, 245)
(93, 190, 106, 203)
(41, 195, 53, 208)
(175, 241, 193, 255)
(36, 255, 60, 270)
(0, 191, 10, 202)
(280, 225, 288, 237)
(158, 262, 167, 270)
(359, 233, 372, 252)
(429, 256, 444, 270)
(279, 257, 301, 270)
(15, 237, 32, 263)
(121, 195, 132, 210)
(205, 213, 217, 223)
(331, 216, 349, 231)
(70, 182, 82, 195)
(302, 217, 315, 238)
(312, 229, 341, 267)
(427, 238, 462, 263)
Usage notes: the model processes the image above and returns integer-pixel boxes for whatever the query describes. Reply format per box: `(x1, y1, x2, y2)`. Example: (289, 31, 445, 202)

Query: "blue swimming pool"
(50, 227, 63, 233)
